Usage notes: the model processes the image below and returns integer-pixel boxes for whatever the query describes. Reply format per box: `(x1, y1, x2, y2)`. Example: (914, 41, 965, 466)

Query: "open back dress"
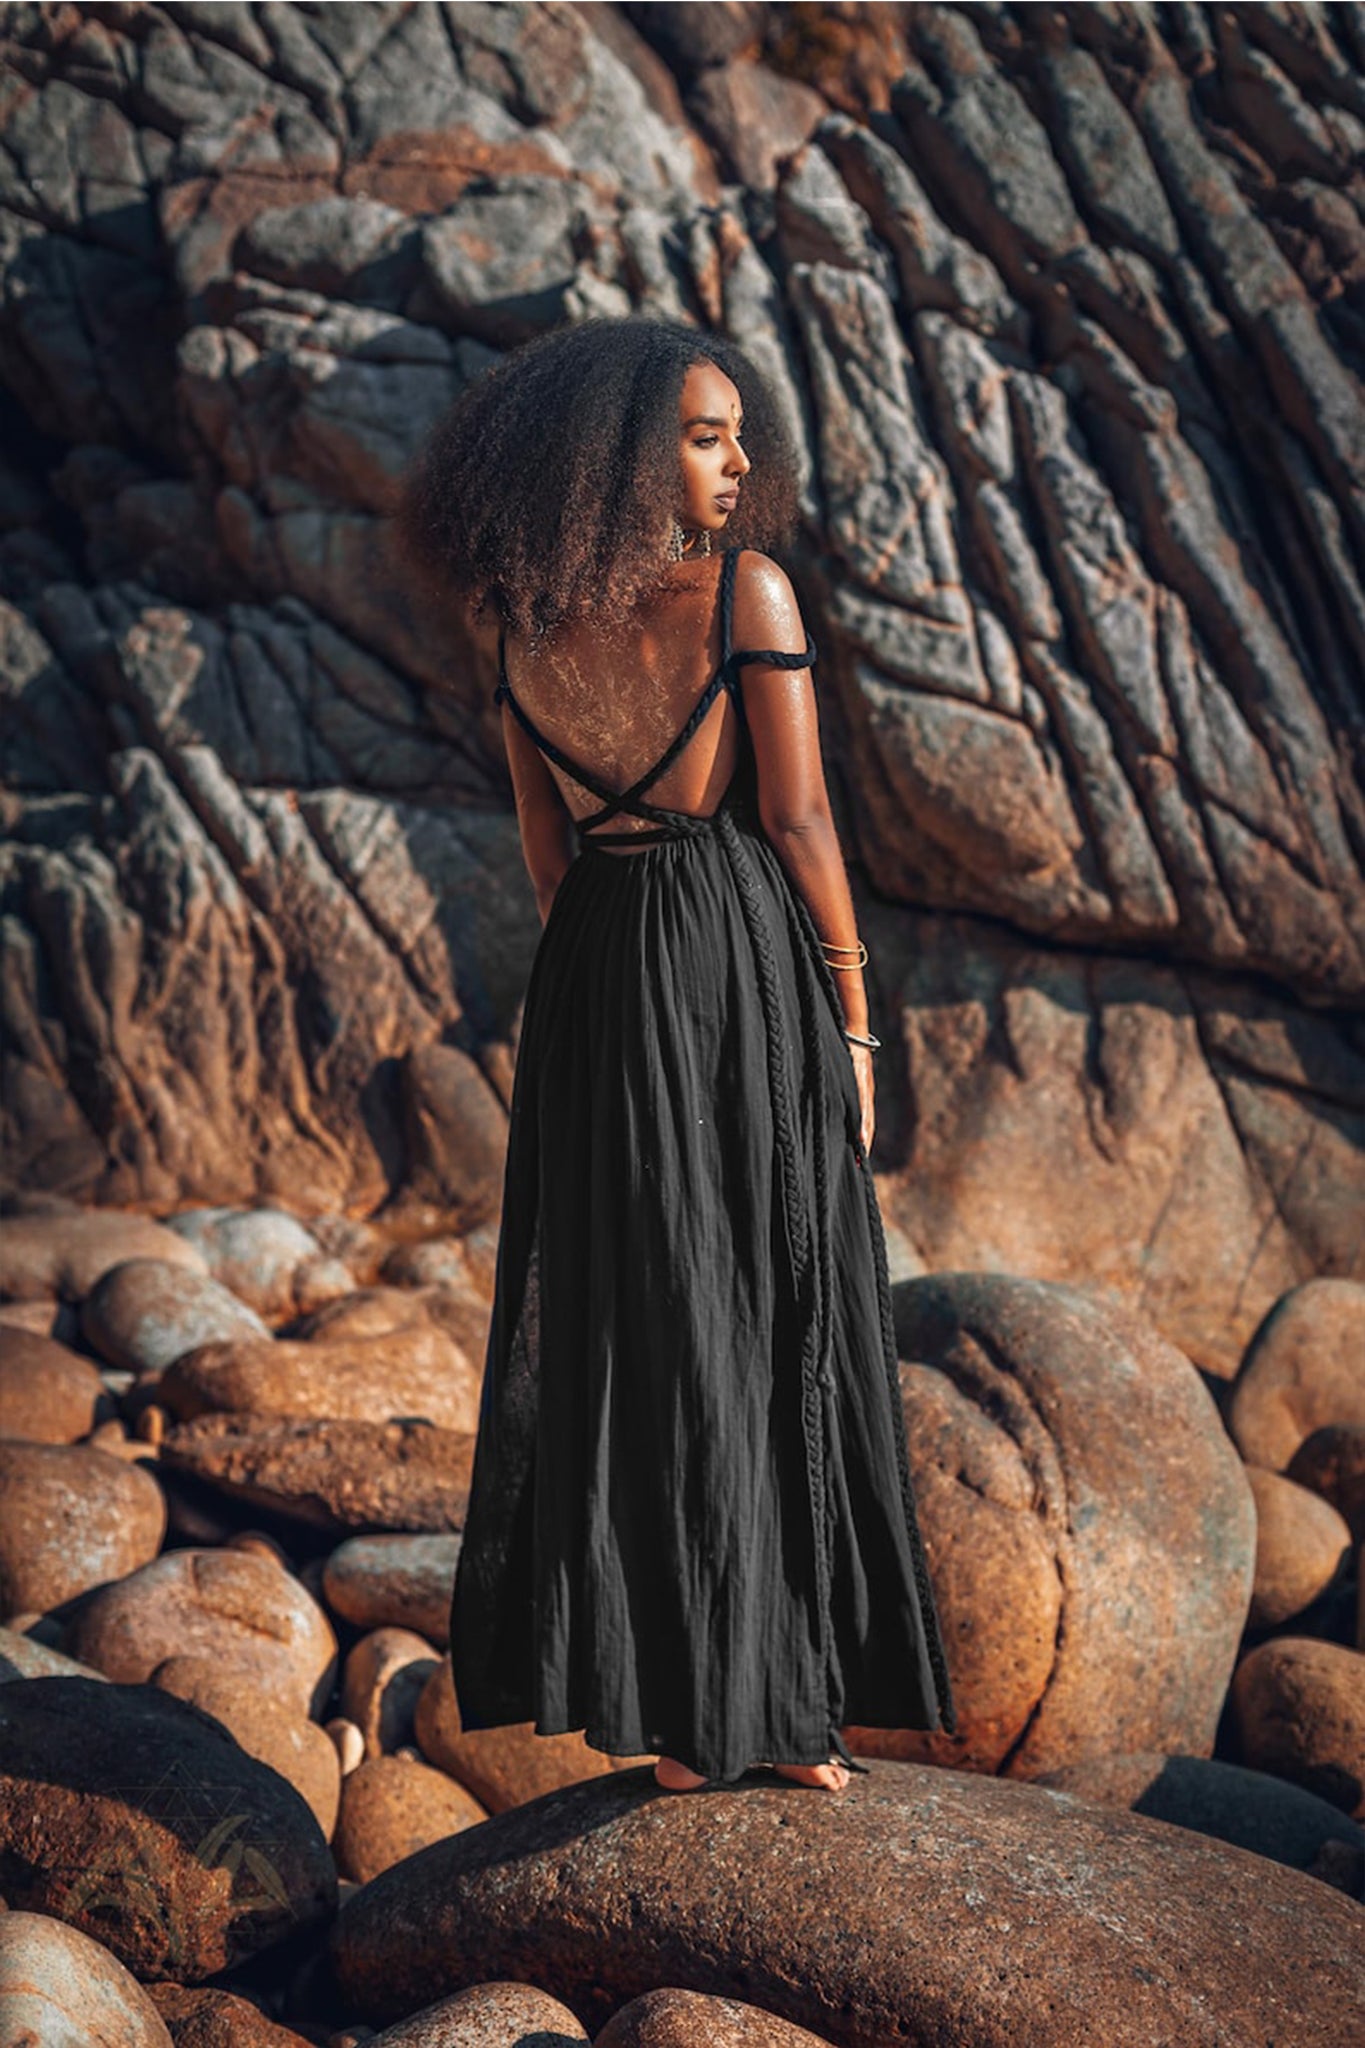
(449, 545, 958, 1781)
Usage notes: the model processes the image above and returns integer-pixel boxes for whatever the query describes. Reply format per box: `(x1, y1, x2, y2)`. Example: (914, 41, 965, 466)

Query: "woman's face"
(677, 361, 751, 546)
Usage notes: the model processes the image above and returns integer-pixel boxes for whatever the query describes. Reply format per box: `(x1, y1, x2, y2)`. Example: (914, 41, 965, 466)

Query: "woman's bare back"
(499, 553, 740, 855)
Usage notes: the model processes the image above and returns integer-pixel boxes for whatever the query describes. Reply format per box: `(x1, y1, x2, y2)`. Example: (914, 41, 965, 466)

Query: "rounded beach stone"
(151, 1652, 342, 1838)
(1230, 1635, 1365, 1820)
(1229, 1278, 1365, 1469)
(1287, 1424, 1365, 1543)
(146, 1981, 317, 2044)
(157, 1323, 480, 1435)
(340, 1627, 441, 1759)
(414, 1656, 649, 1813)
(0, 1908, 173, 2046)
(328, 1760, 1365, 2040)
(0, 1195, 208, 1303)
(0, 1326, 111, 1442)
(80, 1256, 270, 1375)
(885, 1275, 1256, 1771)
(0, 1440, 166, 1616)
(361, 1981, 588, 2044)
(161, 1204, 348, 1319)
(1246, 1466, 1352, 1629)
(597, 1988, 835, 2046)
(327, 1715, 367, 1776)
(0, 1677, 336, 1981)
(0, 1624, 108, 1683)
(1031, 1748, 1365, 1889)
(322, 1532, 461, 1643)
(157, 1414, 474, 1535)
(67, 1545, 337, 1716)
(333, 1753, 487, 1884)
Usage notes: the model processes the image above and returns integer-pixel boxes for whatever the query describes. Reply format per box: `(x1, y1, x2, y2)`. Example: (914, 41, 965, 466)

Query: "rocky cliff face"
(2, 1, 1362, 1372)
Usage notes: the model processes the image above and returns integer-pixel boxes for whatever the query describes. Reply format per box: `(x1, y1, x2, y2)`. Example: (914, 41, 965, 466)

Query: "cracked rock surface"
(2, 2, 1362, 1373)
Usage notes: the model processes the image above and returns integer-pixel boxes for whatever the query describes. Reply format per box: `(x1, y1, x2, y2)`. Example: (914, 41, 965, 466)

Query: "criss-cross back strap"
(494, 548, 816, 842)
(718, 544, 818, 741)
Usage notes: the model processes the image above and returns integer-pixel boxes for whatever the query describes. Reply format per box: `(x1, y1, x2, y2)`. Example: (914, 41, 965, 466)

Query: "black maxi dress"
(449, 545, 958, 1782)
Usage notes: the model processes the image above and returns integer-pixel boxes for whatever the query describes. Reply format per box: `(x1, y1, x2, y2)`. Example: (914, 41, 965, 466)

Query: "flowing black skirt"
(449, 774, 957, 1781)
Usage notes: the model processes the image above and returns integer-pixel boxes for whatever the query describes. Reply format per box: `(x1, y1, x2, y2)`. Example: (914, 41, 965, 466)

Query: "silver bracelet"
(844, 1028, 881, 1050)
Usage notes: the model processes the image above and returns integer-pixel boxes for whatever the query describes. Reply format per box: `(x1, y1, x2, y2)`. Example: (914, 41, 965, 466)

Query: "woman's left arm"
(502, 707, 577, 925)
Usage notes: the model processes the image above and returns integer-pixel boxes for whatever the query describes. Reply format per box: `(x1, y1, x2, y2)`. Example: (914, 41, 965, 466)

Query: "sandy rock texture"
(874, 1272, 1256, 1772)
(329, 1758, 1365, 2042)
(0, 1676, 337, 1981)
(1, 2, 1360, 1382)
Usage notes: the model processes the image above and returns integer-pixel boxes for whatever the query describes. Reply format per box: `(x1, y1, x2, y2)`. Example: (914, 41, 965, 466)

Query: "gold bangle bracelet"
(825, 957, 866, 972)
(820, 939, 868, 967)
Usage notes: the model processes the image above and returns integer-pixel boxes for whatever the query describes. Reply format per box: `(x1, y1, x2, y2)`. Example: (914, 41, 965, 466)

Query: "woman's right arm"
(732, 551, 877, 1152)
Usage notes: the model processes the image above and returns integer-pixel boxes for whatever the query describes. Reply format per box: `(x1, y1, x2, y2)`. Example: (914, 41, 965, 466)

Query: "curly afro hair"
(393, 316, 803, 641)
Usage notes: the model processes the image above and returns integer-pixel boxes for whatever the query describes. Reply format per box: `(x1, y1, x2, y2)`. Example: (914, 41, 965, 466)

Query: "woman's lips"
(714, 493, 739, 510)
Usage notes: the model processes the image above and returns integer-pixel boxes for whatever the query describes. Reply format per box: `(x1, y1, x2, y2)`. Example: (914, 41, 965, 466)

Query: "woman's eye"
(692, 434, 743, 448)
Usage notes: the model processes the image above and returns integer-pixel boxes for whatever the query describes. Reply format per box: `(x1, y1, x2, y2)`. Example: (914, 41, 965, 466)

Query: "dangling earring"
(668, 517, 711, 561)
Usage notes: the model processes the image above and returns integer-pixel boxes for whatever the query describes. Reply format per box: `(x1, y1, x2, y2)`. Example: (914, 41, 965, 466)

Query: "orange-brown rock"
(413, 1655, 649, 1813)
(323, 1532, 460, 1643)
(146, 1980, 316, 2046)
(1288, 1425, 1365, 1544)
(158, 1413, 474, 1535)
(67, 1546, 337, 1716)
(151, 1652, 342, 1838)
(1246, 1466, 1352, 1630)
(329, 1759, 1365, 2040)
(158, 1323, 480, 1434)
(0, 1678, 336, 1982)
(340, 1627, 441, 1759)
(1229, 1279, 1365, 1469)
(0, 1440, 166, 1617)
(597, 1988, 836, 2047)
(0, 1326, 111, 1442)
(875, 1275, 1255, 1773)
(1230, 1635, 1365, 1821)
(359, 1981, 588, 2044)
(0, 1195, 208, 1303)
(333, 1753, 487, 1884)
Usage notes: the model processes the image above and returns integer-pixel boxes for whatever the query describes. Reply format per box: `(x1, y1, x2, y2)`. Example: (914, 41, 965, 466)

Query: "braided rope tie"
(751, 836, 961, 1744)
(717, 808, 838, 1743)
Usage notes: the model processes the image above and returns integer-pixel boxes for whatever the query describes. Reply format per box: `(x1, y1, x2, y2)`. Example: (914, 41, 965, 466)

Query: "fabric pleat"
(451, 552, 958, 1781)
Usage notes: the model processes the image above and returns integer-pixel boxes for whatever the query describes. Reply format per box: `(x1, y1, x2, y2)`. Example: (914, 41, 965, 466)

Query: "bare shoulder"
(730, 548, 808, 659)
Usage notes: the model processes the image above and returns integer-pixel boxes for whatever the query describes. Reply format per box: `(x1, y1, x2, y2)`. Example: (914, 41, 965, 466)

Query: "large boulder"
(330, 1760, 1365, 2041)
(880, 1274, 1255, 1773)
(0, 1678, 336, 1981)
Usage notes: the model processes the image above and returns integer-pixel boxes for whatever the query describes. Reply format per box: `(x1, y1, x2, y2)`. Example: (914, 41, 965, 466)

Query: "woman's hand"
(848, 1041, 875, 1160)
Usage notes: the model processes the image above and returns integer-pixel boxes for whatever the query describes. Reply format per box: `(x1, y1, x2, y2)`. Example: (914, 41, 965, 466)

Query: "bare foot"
(772, 1758, 850, 1791)
(654, 1754, 708, 1791)
(654, 1753, 852, 1792)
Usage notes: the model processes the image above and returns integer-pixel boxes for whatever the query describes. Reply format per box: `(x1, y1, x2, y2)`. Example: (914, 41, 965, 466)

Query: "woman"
(396, 317, 957, 1795)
